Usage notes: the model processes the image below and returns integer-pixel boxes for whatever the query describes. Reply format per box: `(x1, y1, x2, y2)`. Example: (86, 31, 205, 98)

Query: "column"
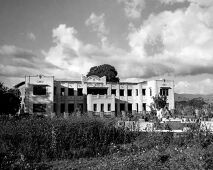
(125, 85, 128, 112)
(111, 95, 115, 117)
(74, 83, 78, 112)
(107, 84, 111, 95)
(104, 103, 107, 113)
(116, 85, 120, 116)
(138, 83, 143, 114)
(132, 102, 136, 115)
(56, 83, 61, 116)
(82, 84, 87, 113)
(87, 94, 92, 112)
(97, 103, 101, 112)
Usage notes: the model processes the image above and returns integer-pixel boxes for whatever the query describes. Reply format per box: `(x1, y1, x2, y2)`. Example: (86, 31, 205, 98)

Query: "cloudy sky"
(0, 0, 213, 94)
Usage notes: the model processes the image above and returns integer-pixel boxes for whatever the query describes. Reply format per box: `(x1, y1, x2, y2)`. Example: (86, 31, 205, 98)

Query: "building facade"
(15, 75, 175, 117)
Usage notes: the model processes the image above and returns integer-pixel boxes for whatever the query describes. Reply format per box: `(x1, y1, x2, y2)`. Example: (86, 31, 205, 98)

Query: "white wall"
(156, 80, 174, 110)
(25, 75, 54, 115)
(87, 94, 115, 113)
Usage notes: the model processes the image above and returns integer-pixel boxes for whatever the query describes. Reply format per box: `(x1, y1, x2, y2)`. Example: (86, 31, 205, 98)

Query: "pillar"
(87, 94, 93, 112)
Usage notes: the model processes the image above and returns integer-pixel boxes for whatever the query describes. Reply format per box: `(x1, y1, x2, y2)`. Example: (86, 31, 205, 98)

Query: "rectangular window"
(53, 103, 56, 113)
(111, 89, 116, 95)
(136, 103, 138, 112)
(143, 103, 146, 111)
(54, 86, 56, 95)
(136, 89, 138, 96)
(142, 89, 146, 96)
(93, 104, 97, 112)
(68, 88, 74, 96)
(68, 103, 74, 113)
(120, 103, 125, 112)
(33, 104, 46, 113)
(127, 89, 132, 96)
(128, 103, 132, 112)
(108, 104, 111, 111)
(61, 88, 65, 96)
(115, 103, 117, 114)
(120, 89, 124, 96)
(33, 85, 46, 95)
(150, 88, 152, 96)
(160, 88, 169, 96)
(60, 103, 65, 113)
(101, 104, 104, 112)
(77, 88, 83, 96)
(160, 89, 163, 95)
(77, 103, 83, 112)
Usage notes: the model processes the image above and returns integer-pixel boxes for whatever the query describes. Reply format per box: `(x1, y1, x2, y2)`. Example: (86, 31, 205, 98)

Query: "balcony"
(89, 94, 115, 99)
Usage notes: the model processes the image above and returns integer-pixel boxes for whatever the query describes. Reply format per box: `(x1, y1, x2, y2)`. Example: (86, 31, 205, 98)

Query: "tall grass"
(0, 116, 137, 168)
(1, 117, 213, 169)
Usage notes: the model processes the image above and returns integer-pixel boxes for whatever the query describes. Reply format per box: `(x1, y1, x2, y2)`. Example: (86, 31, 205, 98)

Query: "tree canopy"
(86, 64, 120, 83)
(0, 82, 21, 116)
(152, 94, 167, 110)
(175, 97, 206, 109)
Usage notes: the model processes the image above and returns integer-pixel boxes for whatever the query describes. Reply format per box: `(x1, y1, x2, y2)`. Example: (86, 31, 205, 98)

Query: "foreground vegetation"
(0, 117, 137, 169)
(1, 117, 213, 169)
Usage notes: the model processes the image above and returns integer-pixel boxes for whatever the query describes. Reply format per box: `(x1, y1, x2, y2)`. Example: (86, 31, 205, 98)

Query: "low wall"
(200, 121, 213, 131)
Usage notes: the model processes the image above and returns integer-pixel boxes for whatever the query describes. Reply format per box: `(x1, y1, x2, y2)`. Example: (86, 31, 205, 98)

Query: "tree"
(175, 98, 207, 117)
(152, 94, 167, 110)
(86, 64, 120, 83)
(0, 82, 21, 116)
(188, 97, 206, 109)
(150, 95, 168, 120)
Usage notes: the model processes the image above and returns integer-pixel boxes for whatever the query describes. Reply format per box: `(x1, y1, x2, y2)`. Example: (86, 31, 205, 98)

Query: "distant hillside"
(175, 93, 213, 104)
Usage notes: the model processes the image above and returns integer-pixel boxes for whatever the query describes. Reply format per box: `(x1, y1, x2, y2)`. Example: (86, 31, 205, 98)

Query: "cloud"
(43, 2, 213, 82)
(85, 13, 108, 35)
(42, 0, 213, 88)
(85, 13, 109, 46)
(127, 2, 213, 77)
(42, 24, 170, 81)
(158, 0, 213, 7)
(158, 0, 187, 4)
(52, 24, 82, 53)
(175, 78, 213, 94)
(0, 45, 57, 78)
(27, 32, 36, 40)
(43, 24, 136, 79)
(118, 0, 145, 19)
(43, 24, 97, 78)
(1, 0, 213, 94)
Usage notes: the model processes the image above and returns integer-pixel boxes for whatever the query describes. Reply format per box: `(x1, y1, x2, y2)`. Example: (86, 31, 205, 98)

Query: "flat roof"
(54, 79, 81, 83)
(14, 81, 25, 88)
(53, 79, 172, 84)
(54, 80, 147, 85)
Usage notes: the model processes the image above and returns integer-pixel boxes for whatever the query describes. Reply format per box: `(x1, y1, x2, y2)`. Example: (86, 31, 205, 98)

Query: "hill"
(175, 93, 213, 104)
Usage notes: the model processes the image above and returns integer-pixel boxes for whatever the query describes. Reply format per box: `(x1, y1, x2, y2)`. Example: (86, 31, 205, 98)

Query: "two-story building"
(15, 75, 175, 117)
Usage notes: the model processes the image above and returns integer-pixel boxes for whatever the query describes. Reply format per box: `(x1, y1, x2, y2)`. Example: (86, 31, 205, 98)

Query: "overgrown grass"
(1, 117, 213, 169)
(0, 116, 137, 169)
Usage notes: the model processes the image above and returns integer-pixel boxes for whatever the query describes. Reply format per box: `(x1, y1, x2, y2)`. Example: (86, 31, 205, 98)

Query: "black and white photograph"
(1, 0, 213, 169)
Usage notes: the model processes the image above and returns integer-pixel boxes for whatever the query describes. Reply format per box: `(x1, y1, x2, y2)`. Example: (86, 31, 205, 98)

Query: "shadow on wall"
(50, 86, 152, 119)
(24, 85, 53, 117)
(86, 98, 148, 120)
(54, 87, 87, 117)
